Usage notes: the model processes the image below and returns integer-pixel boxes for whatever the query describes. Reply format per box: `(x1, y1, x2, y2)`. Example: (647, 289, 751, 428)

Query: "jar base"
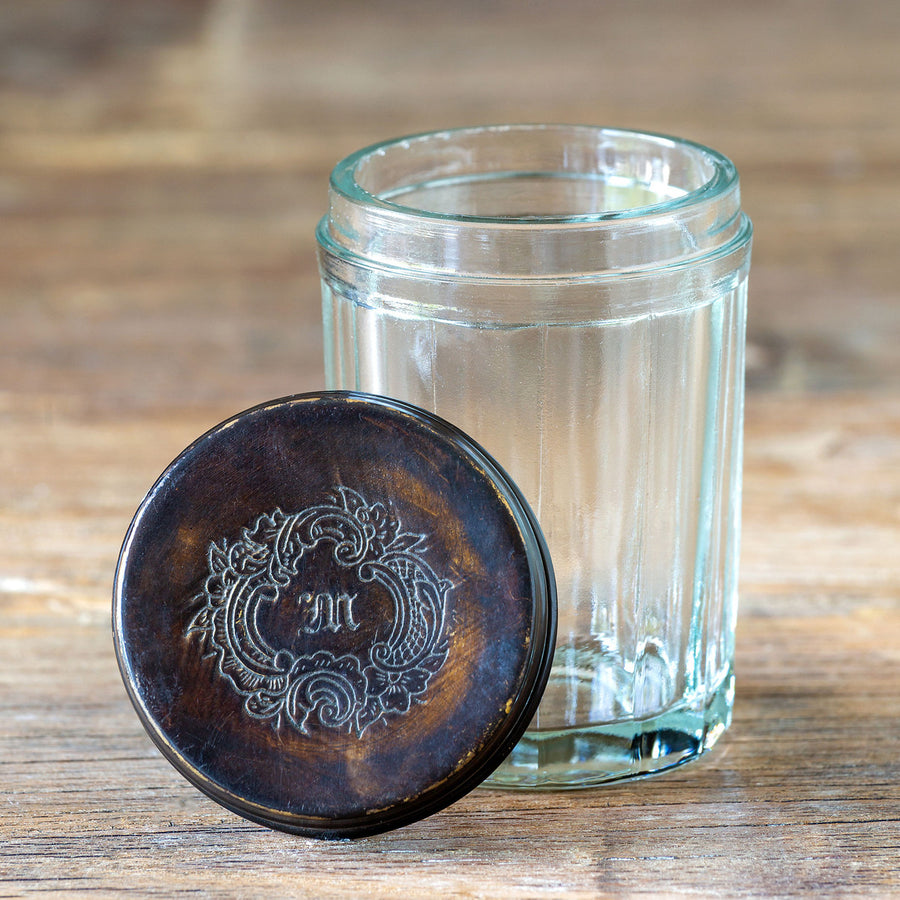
(484, 671, 734, 790)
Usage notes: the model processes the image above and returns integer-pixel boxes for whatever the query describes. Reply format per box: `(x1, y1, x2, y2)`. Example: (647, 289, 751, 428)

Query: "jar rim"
(329, 124, 739, 226)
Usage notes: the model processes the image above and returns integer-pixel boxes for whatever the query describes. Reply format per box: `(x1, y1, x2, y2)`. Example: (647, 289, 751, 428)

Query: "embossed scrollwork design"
(187, 487, 453, 736)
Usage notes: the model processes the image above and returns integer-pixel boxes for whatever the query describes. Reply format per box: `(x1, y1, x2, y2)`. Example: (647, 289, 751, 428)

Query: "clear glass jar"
(317, 125, 752, 788)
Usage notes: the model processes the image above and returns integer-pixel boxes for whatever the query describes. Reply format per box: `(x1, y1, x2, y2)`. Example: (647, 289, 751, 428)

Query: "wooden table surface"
(2, 1, 898, 896)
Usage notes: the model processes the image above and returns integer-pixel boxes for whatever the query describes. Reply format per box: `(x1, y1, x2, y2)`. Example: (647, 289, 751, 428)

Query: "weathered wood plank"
(2, 395, 898, 896)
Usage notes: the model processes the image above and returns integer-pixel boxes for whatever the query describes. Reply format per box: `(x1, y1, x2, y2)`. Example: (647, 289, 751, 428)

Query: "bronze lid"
(113, 392, 556, 838)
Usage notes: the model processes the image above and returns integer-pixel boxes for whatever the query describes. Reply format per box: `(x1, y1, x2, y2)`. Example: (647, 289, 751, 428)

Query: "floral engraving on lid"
(187, 487, 454, 737)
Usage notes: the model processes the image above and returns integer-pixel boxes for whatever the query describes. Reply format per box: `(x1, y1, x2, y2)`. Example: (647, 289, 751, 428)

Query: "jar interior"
(352, 127, 716, 218)
(382, 174, 687, 218)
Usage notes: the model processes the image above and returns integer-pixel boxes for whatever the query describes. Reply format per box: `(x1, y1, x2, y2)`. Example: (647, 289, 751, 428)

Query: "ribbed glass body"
(317, 125, 751, 787)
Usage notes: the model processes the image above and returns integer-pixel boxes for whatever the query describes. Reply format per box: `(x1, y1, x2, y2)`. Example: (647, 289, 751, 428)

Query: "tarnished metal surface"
(113, 392, 555, 838)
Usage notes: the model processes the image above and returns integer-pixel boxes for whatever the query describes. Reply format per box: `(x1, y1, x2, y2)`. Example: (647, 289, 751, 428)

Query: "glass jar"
(317, 124, 752, 788)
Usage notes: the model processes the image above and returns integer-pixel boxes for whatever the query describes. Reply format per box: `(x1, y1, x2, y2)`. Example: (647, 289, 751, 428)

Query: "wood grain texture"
(1, 0, 898, 895)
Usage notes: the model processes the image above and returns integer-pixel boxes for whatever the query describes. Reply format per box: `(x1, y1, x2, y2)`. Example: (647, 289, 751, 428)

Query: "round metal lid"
(113, 392, 556, 839)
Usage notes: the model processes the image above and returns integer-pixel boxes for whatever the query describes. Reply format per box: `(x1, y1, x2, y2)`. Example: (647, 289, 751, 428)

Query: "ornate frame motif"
(187, 487, 453, 737)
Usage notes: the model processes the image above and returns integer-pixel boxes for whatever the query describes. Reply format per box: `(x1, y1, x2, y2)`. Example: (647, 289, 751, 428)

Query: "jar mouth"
(331, 124, 737, 225)
(320, 124, 750, 280)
